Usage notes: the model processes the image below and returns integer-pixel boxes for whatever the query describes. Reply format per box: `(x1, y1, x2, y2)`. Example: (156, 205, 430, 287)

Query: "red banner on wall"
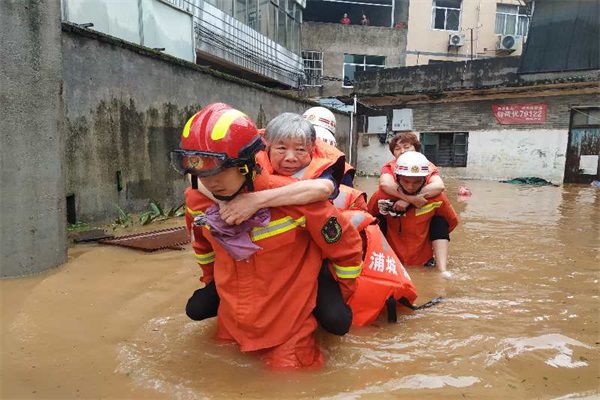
(492, 103, 547, 124)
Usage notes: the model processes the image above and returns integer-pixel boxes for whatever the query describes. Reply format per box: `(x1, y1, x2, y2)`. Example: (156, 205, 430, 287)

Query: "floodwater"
(1, 178, 599, 400)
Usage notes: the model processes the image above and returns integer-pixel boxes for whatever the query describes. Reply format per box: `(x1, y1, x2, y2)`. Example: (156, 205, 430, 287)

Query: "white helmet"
(394, 151, 430, 177)
(314, 127, 337, 146)
(302, 106, 336, 136)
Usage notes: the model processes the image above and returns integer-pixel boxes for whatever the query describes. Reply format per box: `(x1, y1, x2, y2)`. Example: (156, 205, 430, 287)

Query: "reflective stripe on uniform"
(186, 207, 204, 217)
(333, 263, 362, 279)
(251, 216, 306, 242)
(415, 201, 443, 217)
(195, 251, 215, 264)
(350, 213, 367, 229)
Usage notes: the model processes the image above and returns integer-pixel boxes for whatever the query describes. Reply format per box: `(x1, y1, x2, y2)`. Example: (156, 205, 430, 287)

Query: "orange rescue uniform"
(185, 174, 363, 369)
(367, 189, 459, 267)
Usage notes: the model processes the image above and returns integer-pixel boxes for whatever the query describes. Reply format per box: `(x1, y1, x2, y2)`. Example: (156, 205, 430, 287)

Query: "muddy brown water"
(1, 178, 599, 399)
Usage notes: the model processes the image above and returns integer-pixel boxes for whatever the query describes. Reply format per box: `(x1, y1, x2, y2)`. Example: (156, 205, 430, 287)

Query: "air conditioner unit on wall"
(448, 33, 465, 47)
(497, 35, 521, 52)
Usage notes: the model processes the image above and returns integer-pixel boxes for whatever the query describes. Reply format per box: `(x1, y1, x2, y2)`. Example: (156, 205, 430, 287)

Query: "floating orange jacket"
(335, 200, 418, 326)
(367, 189, 459, 267)
(348, 223, 418, 326)
(184, 179, 363, 356)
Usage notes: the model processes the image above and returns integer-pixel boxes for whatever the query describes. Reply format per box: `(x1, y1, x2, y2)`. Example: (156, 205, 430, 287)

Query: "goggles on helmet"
(170, 149, 232, 178)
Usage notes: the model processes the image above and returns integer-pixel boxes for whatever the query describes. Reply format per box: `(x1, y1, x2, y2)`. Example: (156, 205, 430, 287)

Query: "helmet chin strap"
(213, 183, 246, 201)
(213, 163, 256, 201)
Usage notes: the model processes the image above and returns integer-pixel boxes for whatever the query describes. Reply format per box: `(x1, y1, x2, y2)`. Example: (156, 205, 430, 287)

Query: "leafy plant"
(139, 201, 184, 225)
(166, 203, 185, 218)
(113, 205, 133, 228)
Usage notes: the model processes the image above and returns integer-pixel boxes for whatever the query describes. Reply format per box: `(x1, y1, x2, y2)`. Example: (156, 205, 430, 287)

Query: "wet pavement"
(1, 178, 599, 399)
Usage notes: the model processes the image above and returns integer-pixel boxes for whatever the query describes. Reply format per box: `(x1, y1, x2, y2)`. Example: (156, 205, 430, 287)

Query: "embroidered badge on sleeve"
(321, 216, 342, 243)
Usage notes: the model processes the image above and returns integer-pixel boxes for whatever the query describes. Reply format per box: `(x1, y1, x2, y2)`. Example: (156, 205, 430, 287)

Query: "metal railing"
(165, 0, 304, 87)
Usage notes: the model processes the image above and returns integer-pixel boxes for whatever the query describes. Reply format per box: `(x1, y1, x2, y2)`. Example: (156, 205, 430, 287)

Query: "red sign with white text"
(492, 103, 547, 124)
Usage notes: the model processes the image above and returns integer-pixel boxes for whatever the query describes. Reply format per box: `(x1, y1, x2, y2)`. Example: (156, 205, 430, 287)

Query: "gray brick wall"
(405, 93, 600, 132)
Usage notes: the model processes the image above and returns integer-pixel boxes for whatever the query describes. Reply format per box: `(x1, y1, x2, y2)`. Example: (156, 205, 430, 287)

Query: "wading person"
(379, 131, 448, 267)
(368, 151, 458, 278)
(219, 112, 360, 334)
(173, 103, 363, 369)
(379, 131, 445, 210)
(223, 112, 417, 327)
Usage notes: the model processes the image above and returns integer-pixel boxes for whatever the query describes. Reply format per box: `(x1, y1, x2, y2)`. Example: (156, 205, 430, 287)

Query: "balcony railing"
(165, 0, 304, 87)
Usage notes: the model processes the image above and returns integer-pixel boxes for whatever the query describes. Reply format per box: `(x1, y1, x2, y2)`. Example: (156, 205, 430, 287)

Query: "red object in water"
(458, 186, 472, 196)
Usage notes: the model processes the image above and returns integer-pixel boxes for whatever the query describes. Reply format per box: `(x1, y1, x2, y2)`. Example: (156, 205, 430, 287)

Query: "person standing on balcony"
(340, 13, 351, 25)
(361, 14, 369, 26)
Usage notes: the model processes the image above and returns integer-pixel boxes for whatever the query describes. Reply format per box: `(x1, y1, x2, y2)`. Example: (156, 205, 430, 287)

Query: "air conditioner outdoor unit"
(448, 33, 465, 47)
(497, 34, 521, 51)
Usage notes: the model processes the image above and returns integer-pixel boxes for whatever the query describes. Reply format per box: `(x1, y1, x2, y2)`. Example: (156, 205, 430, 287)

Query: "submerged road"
(1, 178, 598, 399)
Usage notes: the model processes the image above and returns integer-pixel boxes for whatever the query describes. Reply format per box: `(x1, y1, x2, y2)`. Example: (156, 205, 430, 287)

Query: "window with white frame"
(343, 54, 385, 88)
(302, 50, 323, 86)
(495, 3, 533, 36)
(432, 0, 461, 31)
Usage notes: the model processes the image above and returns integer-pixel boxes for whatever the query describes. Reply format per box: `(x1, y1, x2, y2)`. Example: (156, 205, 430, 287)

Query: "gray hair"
(264, 112, 316, 147)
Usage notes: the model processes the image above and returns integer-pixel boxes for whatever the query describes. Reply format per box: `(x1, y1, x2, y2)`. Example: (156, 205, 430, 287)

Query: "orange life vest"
(256, 140, 346, 184)
(339, 209, 418, 326)
(348, 224, 418, 326)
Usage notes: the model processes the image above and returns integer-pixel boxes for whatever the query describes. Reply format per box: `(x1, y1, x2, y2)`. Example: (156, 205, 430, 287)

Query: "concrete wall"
(356, 56, 521, 96)
(301, 22, 407, 98)
(356, 92, 600, 184)
(454, 129, 568, 182)
(406, 0, 526, 66)
(62, 24, 351, 223)
(0, 1, 66, 277)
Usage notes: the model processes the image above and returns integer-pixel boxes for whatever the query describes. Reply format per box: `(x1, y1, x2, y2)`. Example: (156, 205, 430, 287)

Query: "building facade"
(354, 58, 599, 184)
(405, 0, 533, 66)
(61, 0, 305, 88)
(300, 0, 409, 99)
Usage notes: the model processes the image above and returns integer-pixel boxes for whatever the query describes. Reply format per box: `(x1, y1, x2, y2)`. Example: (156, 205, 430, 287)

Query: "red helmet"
(171, 103, 264, 177)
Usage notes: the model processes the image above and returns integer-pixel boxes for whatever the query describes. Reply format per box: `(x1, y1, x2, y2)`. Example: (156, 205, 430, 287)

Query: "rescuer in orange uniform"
(230, 113, 417, 327)
(214, 112, 357, 335)
(172, 103, 363, 369)
(368, 151, 459, 278)
(379, 131, 445, 210)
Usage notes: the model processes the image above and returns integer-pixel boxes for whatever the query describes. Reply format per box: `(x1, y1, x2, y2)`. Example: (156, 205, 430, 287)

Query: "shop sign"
(492, 103, 547, 124)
